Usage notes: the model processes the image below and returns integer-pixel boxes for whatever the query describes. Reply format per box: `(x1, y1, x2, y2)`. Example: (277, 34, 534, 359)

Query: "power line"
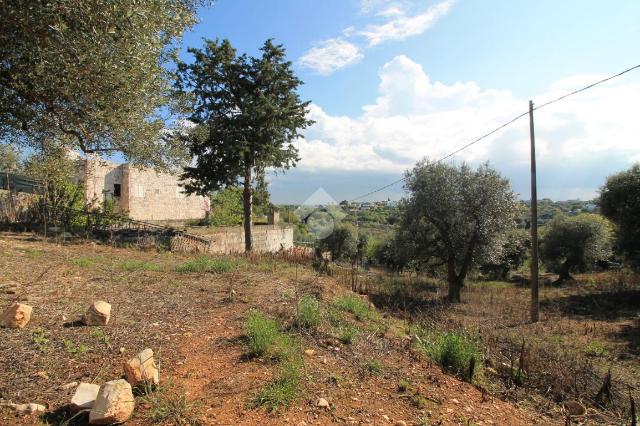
(347, 63, 640, 203)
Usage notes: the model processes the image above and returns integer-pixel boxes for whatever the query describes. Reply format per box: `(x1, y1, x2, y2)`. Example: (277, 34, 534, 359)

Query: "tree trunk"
(555, 260, 573, 284)
(447, 257, 462, 303)
(243, 164, 253, 252)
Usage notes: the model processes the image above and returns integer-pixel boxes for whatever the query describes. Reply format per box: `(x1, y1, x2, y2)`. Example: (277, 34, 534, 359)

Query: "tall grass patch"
(296, 295, 321, 329)
(244, 310, 280, 357)
(414, 327, 481, 380)
(251, 361, 303, 412)
(332, 294, 373, 320)
(176, 255, 240, 273)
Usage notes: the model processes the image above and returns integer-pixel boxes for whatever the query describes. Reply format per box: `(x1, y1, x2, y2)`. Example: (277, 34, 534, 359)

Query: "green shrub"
(337, 325, 358, 345)
(296, 295, 321, 329)
(332, 294, 372, 320)
(429, 331, 479, 377)
(244, 310, 279, 357)
(410, 393, 428, 408)
(584, 340, 607, 357)
(398, 378, 411, 393)
(118, 260, 162, 271)
(177, 256, 236, 273)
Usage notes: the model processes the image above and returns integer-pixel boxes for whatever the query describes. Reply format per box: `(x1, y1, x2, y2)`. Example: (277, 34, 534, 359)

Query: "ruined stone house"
(82, 158, 208, 222)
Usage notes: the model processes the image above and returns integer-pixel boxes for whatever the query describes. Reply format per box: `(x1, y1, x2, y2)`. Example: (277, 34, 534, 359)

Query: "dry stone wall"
(206, 225, 294, 254)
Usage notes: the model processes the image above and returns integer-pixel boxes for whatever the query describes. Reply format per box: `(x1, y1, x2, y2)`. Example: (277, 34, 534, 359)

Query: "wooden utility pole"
(529, 100, 539, 323)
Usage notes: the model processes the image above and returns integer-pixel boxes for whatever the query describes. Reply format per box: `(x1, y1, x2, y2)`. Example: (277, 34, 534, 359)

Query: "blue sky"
(181, 0, 640, 204)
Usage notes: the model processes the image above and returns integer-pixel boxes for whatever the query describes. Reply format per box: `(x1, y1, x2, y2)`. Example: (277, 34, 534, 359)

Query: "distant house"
(82, 158, 208, 222)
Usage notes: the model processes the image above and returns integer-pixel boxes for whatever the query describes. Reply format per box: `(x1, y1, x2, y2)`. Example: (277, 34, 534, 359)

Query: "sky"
(180, 0, 640, 204)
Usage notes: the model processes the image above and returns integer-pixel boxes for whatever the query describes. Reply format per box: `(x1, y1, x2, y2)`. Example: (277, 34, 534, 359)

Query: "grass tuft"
(244, 310, 280, 357)
(139, 382, 202, 425)
(251, 362, 303, 413)
(177, 256, 238, 273)
(332, 294, 373, 321)
(296, 295, 321, 329)
(415, 328, 480, 379)
(337, 324, 358, 345)
(362, 358, 383, 375)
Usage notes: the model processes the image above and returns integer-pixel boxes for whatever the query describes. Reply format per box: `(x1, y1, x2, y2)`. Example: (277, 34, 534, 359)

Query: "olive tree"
(599, 164, 640, 268)
(1, 0, 206, 168)
(400, 161, 519, 302)
(540, 214, 613, 283)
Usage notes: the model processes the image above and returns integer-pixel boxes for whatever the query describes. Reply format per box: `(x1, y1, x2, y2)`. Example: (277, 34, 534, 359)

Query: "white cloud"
(298, 38, 363, 75)
(296, 55, 640, 198)
(358, 0, 455, 46)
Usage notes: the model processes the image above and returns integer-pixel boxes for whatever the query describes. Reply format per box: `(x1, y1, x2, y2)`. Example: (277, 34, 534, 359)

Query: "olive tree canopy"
(400, 161, 519, 302)
(0, 0, 207, 168)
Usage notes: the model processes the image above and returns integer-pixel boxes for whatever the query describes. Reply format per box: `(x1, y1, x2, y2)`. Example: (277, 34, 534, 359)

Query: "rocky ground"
(0, 232, 557, 425)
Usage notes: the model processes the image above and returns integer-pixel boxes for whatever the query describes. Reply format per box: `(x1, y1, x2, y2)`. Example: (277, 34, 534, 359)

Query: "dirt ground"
(0, 232, 556, 425)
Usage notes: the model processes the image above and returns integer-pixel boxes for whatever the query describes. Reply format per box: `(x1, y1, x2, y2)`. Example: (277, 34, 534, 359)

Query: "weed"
(31, 328, 49, 351)
(244, 310, 280, 357)
(296, 295, 321, 329)
(416, 328, 480, 379)
(362, 358, 383, 375)
(73, 256, 102, 268)
(271, 334, 300, 362)
(24, 248, 44, 258)
(177, 256, 237, 273)
(410, 393, 428, 408)
(251, 362, 303, 412)
(63, 339, 89, 356)
(332, 294, 372, 320)
(90, 328, 110, 348)
(398, 378, 411, 393)
(585, 340, 607, 357)
(139, 382, 202, 425)
(337, 325, 358, 345)
(118, 260, 162, 272)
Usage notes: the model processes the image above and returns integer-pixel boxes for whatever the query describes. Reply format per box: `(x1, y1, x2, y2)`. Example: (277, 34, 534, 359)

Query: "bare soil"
(0, 232, 555, 425)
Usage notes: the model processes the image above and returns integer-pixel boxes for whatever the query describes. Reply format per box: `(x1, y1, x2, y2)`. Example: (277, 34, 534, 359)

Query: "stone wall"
(205, 225, 294, 254)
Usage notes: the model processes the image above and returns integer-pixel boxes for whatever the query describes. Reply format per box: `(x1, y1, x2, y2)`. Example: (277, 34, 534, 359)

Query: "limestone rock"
(88, 379, 134, 425)
(124, 348, 159, 386)
(395, 421, 407, 426)
(0, 303, 32, 328)
(316, 397, 330, 408)
(12, 403, 46, 415)
(71, 382, 101, 410)
(304, 349, 316, 357)
(564, 400, 586, 416)
(83, 301, 111, 326)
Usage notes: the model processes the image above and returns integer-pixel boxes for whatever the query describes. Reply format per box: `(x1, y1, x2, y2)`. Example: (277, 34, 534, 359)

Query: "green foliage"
(32, 328, 49, 351)
(362, 358, 383, 375)
(208, 186, 243, 226)
(118, 260, 162, 272)
(337, 324, 358, 345)
(177, 256, 238, 273)
(139, 382, 202, 426)
(73, 256, 104, 268)
(251, 362, 303, 412)
(400, 161, 519, 302)
(1, 0, 204, 168)
(415, 328, 480, 379)
(332, 294, 372, 320)
(316, 223, 358, 261)
(176, 39, 313, 250)
(481, 228, 531, 279)
(540, 214, 613, 281)
(244, 310, 280, 358)
(63, 339, 88, 356)
(0, 143, 21, 172)
(584, 340, 607, 357)
(296, 295, 321, 329)
(600, 164, 640, 268)
(398, 378, 411, 393)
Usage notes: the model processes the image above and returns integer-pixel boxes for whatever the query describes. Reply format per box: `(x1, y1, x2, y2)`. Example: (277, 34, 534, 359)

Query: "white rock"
(83, 301, 111, 326)
(0, 303, 32, 328)
(71, 382, 101, 410)
(60, 381, 79, 390)
(124, 348, 159, 386)
(12, 403, 46, 415)
(316, 397, 330, 408)
(88, 379, 134, 425)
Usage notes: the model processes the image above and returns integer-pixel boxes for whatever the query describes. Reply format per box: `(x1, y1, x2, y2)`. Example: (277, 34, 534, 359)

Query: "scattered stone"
(304, 349, 316, 357)
(395, 421, 407, 426)
(83, 301, 111, 326)
(11, 403, 46, 415)
(564, 400, 586, 416)
(60, 381, 79, 390)
(88, 379, 134, 425)
(124, 348, 159, 386)
(71, 382, 101, 410)
(33, 371, 49, 380)
(119, 347, 126, 354)
(0, 302, 32, 328)
(382, 414, 390, 421)
(316, 398, 330, 408)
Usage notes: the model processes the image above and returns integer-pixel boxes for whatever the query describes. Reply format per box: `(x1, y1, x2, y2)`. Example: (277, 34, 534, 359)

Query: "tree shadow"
(40, 406, 89, 425)
(540, 289, 640, 321)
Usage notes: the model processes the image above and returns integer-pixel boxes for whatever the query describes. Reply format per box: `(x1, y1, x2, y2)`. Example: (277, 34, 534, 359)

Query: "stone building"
(83, 158, 208, 222)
